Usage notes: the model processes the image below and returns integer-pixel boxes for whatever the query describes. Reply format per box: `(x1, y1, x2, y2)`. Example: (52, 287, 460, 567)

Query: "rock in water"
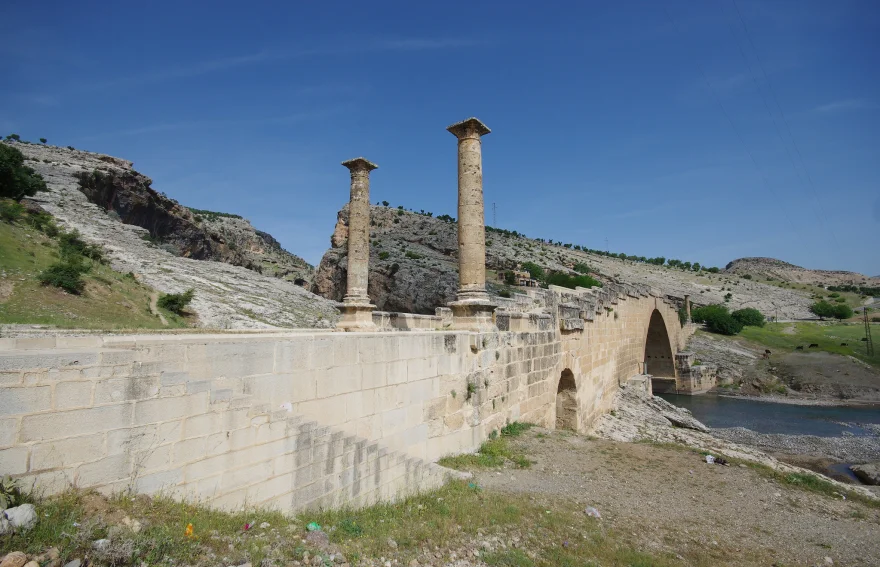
(4, 504, 38, 532)
(850, 462, 880, 485)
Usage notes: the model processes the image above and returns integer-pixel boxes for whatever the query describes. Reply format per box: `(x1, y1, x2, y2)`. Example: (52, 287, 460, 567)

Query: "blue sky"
(3, 0, 878, 274)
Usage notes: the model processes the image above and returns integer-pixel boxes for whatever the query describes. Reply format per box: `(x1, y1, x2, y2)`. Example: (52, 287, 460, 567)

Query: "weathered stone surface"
(0, 552, 27, 567)
(4, 504, 37, 532)
(851, 462, 880, 485)
(7, 141, 338, 329)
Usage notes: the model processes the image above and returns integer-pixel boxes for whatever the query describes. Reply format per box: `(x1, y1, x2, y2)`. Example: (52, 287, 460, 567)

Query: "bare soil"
(777, 352, 880, 401)
(476, 429, 880, 567)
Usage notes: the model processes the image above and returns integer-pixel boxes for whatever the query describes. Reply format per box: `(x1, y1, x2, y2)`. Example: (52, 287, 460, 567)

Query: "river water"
(658, 394, 880, 437)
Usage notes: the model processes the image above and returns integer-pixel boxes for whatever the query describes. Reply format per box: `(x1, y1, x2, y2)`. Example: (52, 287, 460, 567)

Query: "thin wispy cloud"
(67, 37, 488, 94)
(77, 106, 353, 141)
(811, 98, 874, 113)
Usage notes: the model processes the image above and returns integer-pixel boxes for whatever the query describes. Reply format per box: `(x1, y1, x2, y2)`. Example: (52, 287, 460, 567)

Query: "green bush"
(545, 272, 602, 290)
(59, 230, 104, 262)
(692, 304, 728, 324)
(573, 262, 591, 274)
(157, 289, 195, 314)
(24, 210, 58, 236)
(378, 251, 390, 260)
(0, 144, 48, 200)
(39, 138, 47, 144)
(0, 199, 24, 222)
(692, 304, 743, 334)
(498, 289, 511, 298)
(731, 308, 765, 327)
(39, 262, 88, 294)
(741, 274, 752, 280)
(404, 250, 423, 260)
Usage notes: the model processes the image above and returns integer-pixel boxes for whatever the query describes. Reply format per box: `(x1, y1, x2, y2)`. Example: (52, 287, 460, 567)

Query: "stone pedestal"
(446, 118, 496, 330)
(337, 157, 378, 332)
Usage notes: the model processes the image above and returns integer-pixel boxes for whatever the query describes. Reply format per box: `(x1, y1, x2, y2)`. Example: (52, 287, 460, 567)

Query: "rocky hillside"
(725, 257, 880, 287)
(7, 141, 337, 329)
(313, 205, 814, 318)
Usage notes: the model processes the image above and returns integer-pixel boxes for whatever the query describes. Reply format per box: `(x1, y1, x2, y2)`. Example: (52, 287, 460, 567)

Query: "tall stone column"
(337, 157, 378, 331)
(684, 294, 692, 323)
(447, 117, 496, 331)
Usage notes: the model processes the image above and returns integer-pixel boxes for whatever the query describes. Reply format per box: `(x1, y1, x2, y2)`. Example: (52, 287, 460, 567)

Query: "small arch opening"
(556, 368, 577, 431)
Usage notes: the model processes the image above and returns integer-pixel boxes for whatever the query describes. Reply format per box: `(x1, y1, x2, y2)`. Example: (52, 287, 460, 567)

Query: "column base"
(448, 299, 497, 332)
(336, 302, 377, 331)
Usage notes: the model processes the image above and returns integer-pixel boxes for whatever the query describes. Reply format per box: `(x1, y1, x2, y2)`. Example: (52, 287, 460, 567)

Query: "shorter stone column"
(337, 157, 378, 331)
(684, 294, 692, 323)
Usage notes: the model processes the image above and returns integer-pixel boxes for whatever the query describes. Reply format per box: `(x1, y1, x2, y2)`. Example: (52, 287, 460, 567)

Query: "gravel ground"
(476, 429, 880, 567)
(713, 427, 880, 464)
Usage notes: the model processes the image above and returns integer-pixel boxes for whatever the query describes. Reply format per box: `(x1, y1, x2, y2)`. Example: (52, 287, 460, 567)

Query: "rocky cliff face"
(9, 141, 336, 329)
(74, 167, 313, 282)
(314, 205, 816, 318)
(725, 257, 880, 287)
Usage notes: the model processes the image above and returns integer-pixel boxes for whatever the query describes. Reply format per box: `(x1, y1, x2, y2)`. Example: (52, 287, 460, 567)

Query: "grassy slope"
(0, 220, 186, 330)
(738, 322, 880, 368)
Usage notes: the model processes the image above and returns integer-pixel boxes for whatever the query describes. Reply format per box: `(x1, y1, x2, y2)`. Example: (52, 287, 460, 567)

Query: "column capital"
(341, 157, 378, 173)
(447, 117, 491, 140)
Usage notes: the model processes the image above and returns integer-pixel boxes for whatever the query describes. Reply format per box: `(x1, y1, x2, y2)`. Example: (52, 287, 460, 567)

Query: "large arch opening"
(644, 309, 676, 393)
(556, 369, 578, 430)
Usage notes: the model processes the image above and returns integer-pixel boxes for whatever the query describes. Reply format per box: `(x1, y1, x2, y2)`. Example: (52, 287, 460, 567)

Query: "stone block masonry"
(0, 286, 691, 513)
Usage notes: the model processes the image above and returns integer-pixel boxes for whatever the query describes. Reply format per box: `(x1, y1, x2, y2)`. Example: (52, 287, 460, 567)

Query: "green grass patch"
(0, 219, 187, 329)
(738, 322, 880, 368)
(439, 423, 535, 470)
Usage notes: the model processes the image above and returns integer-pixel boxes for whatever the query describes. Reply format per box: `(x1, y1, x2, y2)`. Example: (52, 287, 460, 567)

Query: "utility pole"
(865, 308, 875, 357)
(492, 202, 496, 228)
(605, 237, 609, 253)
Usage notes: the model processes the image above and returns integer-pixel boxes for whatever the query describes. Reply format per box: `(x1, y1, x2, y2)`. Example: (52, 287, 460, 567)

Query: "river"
(658, 394, 880, 437)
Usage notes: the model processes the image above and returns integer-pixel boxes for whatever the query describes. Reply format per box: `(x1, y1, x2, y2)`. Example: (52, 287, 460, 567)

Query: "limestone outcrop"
(725, 257, 880, 287)
(7, 141, 337, 329)
(313, 205, 815, 318)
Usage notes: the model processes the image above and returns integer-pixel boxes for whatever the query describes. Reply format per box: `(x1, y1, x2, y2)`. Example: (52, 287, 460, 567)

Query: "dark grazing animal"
(841, 343, 848, 346)
(765, 349, 772, 354)
(796, 346, 804, 350)
(809, 343, 819, 348)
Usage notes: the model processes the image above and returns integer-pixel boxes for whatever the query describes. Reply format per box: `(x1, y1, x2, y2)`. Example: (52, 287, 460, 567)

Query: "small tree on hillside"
(731, 308, 765, 327)
(0, 144, 48, 200)
(158, 289, 195, 315)
(832, 304, 853, 320)
(809, 300, 836, 320)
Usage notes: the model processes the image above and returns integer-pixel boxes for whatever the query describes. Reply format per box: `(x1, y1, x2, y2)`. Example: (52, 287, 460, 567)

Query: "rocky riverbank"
(713, 426, 880, 464)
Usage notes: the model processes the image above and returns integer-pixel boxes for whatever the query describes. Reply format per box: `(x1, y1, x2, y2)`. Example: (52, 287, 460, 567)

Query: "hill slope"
(6, 141, 338, 329)
(314, 205, 814, 318)
(725, 257, 880, 287)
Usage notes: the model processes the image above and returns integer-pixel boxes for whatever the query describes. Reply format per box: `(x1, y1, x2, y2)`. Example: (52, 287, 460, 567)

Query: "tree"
(573, 263, 591, 274)
(731, 308, 765, 327)
(39, 138, 47, 144)
(707, 267, 720, 273)
(521, 262, 545, 281)
(832, 304, 853, 320)
(0, 144, 48, 200)
(5, 134, 20, 141)
(810, 300, 836, 320)
(692, 304, 743, 335)
(158, 289, 195, 314)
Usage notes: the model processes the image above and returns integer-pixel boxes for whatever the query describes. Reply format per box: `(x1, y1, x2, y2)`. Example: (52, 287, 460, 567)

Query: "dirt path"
(148, 292, 168, 326)
(476, 429, 880, 567)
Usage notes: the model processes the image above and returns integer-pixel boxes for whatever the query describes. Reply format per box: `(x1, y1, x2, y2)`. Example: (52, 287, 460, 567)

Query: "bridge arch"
(644, 309, 676, 392)
(556, 368, 578, 430)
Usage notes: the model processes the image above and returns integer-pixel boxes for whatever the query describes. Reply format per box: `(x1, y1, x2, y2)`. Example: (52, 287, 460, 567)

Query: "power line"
(661, 3, 799, 233)
(729, 0, 842, 251)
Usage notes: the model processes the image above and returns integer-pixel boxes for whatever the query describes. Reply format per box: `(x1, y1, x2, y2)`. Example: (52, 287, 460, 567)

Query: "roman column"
(684, 294, 692, 323)
(447, 117, 496, 330)
(337, 157, 378, 331)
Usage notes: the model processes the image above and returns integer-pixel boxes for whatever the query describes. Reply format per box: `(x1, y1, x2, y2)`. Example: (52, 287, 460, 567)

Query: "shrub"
(707, 267, 720, 273)
(404, 250, 423, 260)
(504, 270, 516, 285)
(378, 251, 390, 260)
(39, 261, 87, 294)
(24, 210, 58, 236)
(731, 308, 765, 327)
(39, 138, 47, 144)
(573, 262, 591, 274)
(545, 272, 602, 290)
(832, 304, 853, 320)
(0, 144, 48, 199)
(59, 230, 104, 262)
(381, 200, 389, 207)
(742, 274, 752, 280)
(498, 289, 511, 298)
(157, 289, 194, 314)
(0, 199, 24, 222)
(692, 304, 728, 324)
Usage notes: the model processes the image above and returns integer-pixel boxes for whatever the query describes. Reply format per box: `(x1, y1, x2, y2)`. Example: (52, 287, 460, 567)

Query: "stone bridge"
(0, 117, 708, 513)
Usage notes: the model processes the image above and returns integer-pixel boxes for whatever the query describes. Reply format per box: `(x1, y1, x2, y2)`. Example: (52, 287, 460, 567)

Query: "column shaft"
(345, 167, 371, 302)
(457, 134, 487, 297)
